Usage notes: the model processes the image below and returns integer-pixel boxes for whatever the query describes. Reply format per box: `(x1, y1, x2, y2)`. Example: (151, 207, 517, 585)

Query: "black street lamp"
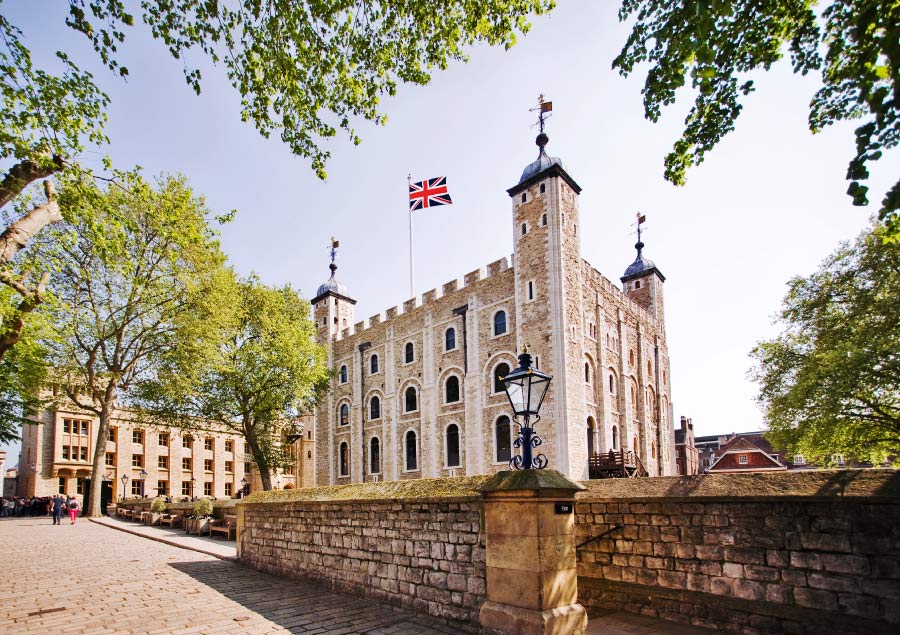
(240, 477, 249, 497)
(501, 347, 552, 470)
(190, 476, 196, 500)
(139, 469, 148, 498)
(120, 474, 129, 500)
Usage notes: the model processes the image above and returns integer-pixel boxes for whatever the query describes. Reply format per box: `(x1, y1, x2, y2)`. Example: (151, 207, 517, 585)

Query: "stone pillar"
(478, 470, 587, 635)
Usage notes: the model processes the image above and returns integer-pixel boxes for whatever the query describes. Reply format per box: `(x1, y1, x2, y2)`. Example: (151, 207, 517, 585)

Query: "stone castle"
(312, 130, 675, 484)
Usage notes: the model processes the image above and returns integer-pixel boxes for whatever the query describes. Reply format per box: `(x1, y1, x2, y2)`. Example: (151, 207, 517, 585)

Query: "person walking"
(66, 496, 79, 524)
(51, 495, 64, 525)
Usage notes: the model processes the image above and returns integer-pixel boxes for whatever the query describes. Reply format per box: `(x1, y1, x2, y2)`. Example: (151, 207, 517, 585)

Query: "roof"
(707, 435, 786, 473)
(621, 241, 665, 282)
(507, 132, 581, 198)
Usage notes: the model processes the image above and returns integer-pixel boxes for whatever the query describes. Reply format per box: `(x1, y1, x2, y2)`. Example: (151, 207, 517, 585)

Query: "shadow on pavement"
(168, 559, 460, 635)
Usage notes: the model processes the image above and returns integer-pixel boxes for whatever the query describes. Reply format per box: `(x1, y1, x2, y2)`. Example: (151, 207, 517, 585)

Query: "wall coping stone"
(577, 469, 900, 500)
(479, 469, 586, 494)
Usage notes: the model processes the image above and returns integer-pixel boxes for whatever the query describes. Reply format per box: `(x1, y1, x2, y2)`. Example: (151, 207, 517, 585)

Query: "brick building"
(16, 404, 316, 504)
(313, 130, 676, 484)
(674, 416, 700, 475)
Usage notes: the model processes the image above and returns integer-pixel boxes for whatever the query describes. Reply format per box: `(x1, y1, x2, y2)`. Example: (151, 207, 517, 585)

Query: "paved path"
(91, 515, 237, 560)
(1, 516, 713, 635)
(0, 517, 461, 635)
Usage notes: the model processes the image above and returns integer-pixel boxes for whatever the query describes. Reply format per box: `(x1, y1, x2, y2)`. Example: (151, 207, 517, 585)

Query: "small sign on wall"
(554, 502, 573, 515)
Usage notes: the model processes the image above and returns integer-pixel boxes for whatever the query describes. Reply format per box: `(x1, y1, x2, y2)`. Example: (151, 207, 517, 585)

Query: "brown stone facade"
(238, 496, 486, 632)
(575, 471, 900, 634)
(312, 138, 674, 486)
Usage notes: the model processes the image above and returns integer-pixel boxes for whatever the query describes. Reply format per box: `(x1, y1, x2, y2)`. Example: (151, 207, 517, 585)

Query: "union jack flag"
(409, 176, 453, 211)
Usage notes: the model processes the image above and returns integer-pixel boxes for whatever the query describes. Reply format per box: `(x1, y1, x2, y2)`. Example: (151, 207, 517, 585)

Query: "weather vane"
(328, 236, 339, 272)
(529, 94, 553, 133)
(633, 212, 647, 244)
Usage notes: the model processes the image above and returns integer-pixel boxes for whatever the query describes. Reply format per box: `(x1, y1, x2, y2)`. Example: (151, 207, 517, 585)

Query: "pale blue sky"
(2, 1, 897, 465)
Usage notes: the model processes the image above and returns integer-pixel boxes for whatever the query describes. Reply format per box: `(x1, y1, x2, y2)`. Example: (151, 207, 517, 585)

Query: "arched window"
(541, 213, 547, 226)
(339, 365, 348, 383)
(495, 416, 511, 462)
(612, 425, 618, 450)
(370, 437, 380, 474)
(586, 417, 595, 456)
(445, 327, 456, 351)
(338, 442, 349, 477)
(405, 430, 418, 471)
(609, 373, 616, 394)
(521, 223, 527, 236)
(493, 362, 510, 394)
(647, 361, 652, 375)
(584, 362, 591, 383)
(404, 386, 417, 412)
(339, 403, 349, 426)
(405, 342, 414, 363)
(651, 442, 657, 459)
(370, 354, 379, 374)
(493, 311, 507, 336)
(445, 376, 460, 403)
(446, 424, 460, 468)
(629, 349, 635, 366)
(369, 395, 381, 420)
(633, 437, 639, 454)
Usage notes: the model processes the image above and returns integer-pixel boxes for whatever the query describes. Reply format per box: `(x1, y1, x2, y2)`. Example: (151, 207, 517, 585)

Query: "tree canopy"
(135, 275, 330, 491)
(615, 0, 899, 237)
(42, 170, 229, 515)
(751, 220, 900, 464)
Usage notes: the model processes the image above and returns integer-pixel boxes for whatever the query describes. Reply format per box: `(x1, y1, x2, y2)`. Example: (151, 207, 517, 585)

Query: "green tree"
(615, 0, 899, 237)
(136, 276, 329, 491)
(751, 220, 900, 464)
(43, 171, 228, 517)
(0, 0, 552, 355)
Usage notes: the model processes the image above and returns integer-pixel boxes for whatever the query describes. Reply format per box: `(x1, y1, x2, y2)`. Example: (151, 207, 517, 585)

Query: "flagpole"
(408, 174, 414, 298)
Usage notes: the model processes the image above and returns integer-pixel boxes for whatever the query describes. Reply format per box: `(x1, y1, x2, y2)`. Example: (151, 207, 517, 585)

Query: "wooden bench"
(208, 514, 237, 540)
(159, 513, 182, 529)
(120, 508, 134, 520)
(106, 504, 117, 517)
(139, 511, 154, 525)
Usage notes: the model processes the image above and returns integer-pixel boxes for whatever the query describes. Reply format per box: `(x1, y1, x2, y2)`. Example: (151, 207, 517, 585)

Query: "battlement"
(583, 258, 659, 329)
(331, 256, 515, 343)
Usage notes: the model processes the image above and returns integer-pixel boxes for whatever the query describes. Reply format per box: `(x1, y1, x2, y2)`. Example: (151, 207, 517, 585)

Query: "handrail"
(576, 524, 622, 550)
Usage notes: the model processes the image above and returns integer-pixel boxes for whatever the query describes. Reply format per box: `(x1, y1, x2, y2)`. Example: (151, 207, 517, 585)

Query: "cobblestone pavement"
(0, 517, 462, 635)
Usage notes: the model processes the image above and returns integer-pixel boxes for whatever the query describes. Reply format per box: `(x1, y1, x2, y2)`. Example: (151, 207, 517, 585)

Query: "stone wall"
(238, 488, 486, 631)
(575, 471, 900, 635)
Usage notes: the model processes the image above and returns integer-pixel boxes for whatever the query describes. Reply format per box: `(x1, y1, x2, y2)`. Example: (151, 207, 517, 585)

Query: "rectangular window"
(62, 446, 70, 460)
(794, 454, 806, 465)
(182, 457, 192, 471)
(157, 480, 168, 496)
(527, 280, 535, 301)
(58, 477, 65, 494)
(81, 421, 88, 436)
(133, 430, 144, 444)
(183, 435, 192, 448)
(105, 452, 115, 467)
(131, 480, 141, 496)
(76, 477, 85, 494)
(833, 454, 845, 465)
(225, 482, 233, 497)
(204, 482, 212, 497)
(79, 447, 87, 461)
(204, 459, 213, 472)
(158, 433, 169, 447)
(181, 481, 191, 496)
(225, 440, 234, 453)
(738, 454, 748, 465)
(63, 419, 71, 434)
(244, 462, 252, 473)
(109, 427, 116, 443)
(158, 456, 169, 469)
(204, 438, 214, 451)
(225, 461, 233, 473)
(132, 454, 143, 467)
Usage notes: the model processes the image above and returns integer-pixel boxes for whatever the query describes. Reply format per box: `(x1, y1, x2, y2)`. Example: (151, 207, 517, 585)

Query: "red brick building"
(706, 436, 786, 473)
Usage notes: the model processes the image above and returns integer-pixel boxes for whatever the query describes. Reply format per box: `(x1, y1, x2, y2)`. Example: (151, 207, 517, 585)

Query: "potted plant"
(150, 497, 167, 525)
(191, 498, 214, 535)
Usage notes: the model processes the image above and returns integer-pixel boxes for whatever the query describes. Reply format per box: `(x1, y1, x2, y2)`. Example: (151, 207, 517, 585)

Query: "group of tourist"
(0, 495, 80, 523)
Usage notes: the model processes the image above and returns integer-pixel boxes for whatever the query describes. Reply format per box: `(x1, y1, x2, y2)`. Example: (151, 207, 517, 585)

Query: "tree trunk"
(0, 271, 50, 360)
(0, 180, 62, 265)
(0, 157, 62, 210)
(243, 421, 274, 491)
(86, 402, 113, 518)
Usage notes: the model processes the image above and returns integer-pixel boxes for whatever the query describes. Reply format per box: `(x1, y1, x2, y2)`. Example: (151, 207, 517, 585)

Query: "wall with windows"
(313, 142, 674, 485)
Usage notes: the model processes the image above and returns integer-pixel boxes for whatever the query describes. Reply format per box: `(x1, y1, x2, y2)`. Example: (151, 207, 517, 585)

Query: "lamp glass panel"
(505, 378, 528, 414)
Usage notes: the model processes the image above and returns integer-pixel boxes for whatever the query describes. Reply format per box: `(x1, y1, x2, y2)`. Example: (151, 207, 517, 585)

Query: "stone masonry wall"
(239, 496, 486, 631)
(575, 471, 900, 635)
